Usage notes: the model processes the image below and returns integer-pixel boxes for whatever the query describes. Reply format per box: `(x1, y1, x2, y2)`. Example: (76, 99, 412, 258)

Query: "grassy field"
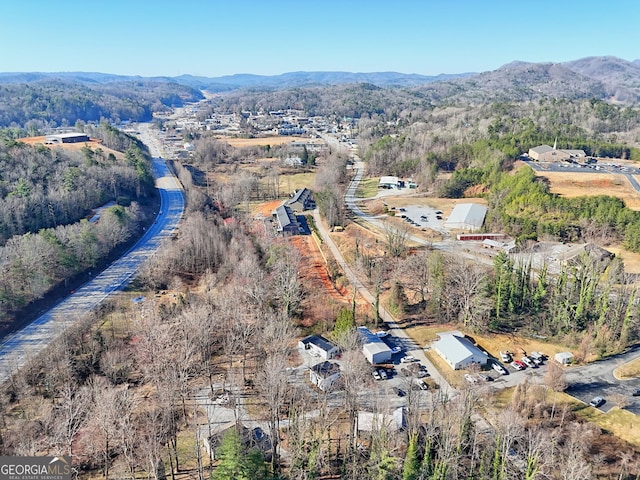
(614, 357, 640, 380)
(355, 178, 379, 199)
(279, 172, 315, 194)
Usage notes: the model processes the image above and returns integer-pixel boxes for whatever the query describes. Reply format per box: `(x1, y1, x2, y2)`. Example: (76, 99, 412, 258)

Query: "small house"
(298, 335, 340, 360)
(309, 361, 341, 391)
(286, 188, 316, 212)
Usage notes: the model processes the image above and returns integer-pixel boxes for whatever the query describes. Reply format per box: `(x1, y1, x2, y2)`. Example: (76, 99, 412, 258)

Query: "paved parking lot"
(393, 206, 448, 234)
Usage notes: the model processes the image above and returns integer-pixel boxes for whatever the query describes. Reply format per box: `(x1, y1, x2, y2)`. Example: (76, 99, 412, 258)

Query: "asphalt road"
(0, 127, 184, 385)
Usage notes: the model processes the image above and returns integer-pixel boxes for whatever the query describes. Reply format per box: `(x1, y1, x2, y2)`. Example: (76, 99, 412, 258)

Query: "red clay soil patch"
(254, 200, 283, 217)
(288, 236, 351, 327)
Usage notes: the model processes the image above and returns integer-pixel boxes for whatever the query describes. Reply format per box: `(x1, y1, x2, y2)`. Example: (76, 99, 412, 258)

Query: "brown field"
(605, 245, 640, 274)
(214, 136, 314, 147)
(536, 171, 640, 210)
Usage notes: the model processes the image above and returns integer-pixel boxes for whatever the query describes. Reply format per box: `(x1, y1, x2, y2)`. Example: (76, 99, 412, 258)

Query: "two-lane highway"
(0, 131, 184, 385)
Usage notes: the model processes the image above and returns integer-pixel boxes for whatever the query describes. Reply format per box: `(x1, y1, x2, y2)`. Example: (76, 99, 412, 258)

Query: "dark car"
(393, 387, 406, 397)
(632, 389, 640, 397)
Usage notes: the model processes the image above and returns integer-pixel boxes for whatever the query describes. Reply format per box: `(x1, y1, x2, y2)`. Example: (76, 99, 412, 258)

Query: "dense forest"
(0, 79, 203, 130)
(0, 124, 155, 332)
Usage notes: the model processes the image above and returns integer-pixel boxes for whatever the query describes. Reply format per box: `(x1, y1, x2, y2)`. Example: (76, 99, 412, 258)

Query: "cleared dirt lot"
(18, 135, 123, 158)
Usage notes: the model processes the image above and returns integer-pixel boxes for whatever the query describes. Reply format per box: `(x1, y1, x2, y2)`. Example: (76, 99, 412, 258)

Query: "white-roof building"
(379, 176, 400, 189)
(554, 352, 575, 365)
(432, 331, 489, 370)
(444, 203, 487, 232)
(298, 335, 339, 360)
(358, 326, 392, 365)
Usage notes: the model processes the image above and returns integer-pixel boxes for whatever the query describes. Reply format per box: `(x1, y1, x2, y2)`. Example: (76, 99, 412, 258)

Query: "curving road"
(0, 127, 184, 384)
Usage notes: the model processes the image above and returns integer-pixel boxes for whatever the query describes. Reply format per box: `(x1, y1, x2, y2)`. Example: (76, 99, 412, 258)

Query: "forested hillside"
(0, 79, 203, 129)
(0, 124, 155, 332)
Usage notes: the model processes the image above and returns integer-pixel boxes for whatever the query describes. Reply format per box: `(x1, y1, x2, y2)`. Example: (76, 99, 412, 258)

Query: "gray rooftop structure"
(432, 331, 489, 370)
(274, 204, 299, 236)
(444, 203, 487, 232)
(286, 187, 315, 212)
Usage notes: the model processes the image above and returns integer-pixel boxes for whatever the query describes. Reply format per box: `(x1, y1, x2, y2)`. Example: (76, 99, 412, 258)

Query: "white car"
(379, 369, 388, 380)
(492, 363, 508, 375)
(401, 355, 418, 363)
(464, 374, 477, 384)
(391, 346, 402, 354)
(500, 351, 512, 363)
(521, 356, 537, 368)
(372, 370, 381, 380)
(374, 331, 389, 338)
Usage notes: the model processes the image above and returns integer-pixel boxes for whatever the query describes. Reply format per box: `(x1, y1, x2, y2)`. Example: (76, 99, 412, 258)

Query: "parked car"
(393, 387, 406, 397)
(478, 373, 493, 382)
(511, 360, 526, 371)
(492, 363, 508, 375)
(521, 356, 537, 368)
(529, 351, 544, 361)
(372, 370, 381, 381)
(464, 374, 477, 384)
(415, 379, 429, 390)
(391, 346, 402, 354)
(589, 397, 605, 408)
(632, 389, 640, 397)
(401, 355, 418, 363)
(500, 351, 512, 362)
(374, 330, 389, 338)
(416, 369, 429, 378)
(379, 369, 388, 380)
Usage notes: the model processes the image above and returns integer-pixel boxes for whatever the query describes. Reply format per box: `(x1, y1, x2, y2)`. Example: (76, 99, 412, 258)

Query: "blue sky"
(2, 0, 638, 77)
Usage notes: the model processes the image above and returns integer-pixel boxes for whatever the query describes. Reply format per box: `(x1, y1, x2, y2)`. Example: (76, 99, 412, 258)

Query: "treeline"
(0, 79, 203, 130)
(0, 203, 144, 328)
(0, 129, 153, 244)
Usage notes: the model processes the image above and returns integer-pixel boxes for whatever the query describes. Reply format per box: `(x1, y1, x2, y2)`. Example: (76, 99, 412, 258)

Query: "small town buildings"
(444, 203, 488, 232)
(286, 188, 316, 212)
(298, 335, 339, 360)
(44, 132, 90, 144)
(528, 144, 586, 162)
(274, 205, 300, 236)
(432, 331, 489, 370)
(554, 352, 575, 365)
(379, 176, 400, 189)
(358, 327, 392, 365)
(309, 361, 341, 391)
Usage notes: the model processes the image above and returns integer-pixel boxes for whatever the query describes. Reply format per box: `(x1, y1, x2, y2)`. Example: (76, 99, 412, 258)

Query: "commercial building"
(358, 327, 392, 365)
(379, 176, 400, 189)
(432, 331, 489, 370)
(528, 145, 586, 162)
(444, 203, 488, 232)
(44, 132, 90, 144)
